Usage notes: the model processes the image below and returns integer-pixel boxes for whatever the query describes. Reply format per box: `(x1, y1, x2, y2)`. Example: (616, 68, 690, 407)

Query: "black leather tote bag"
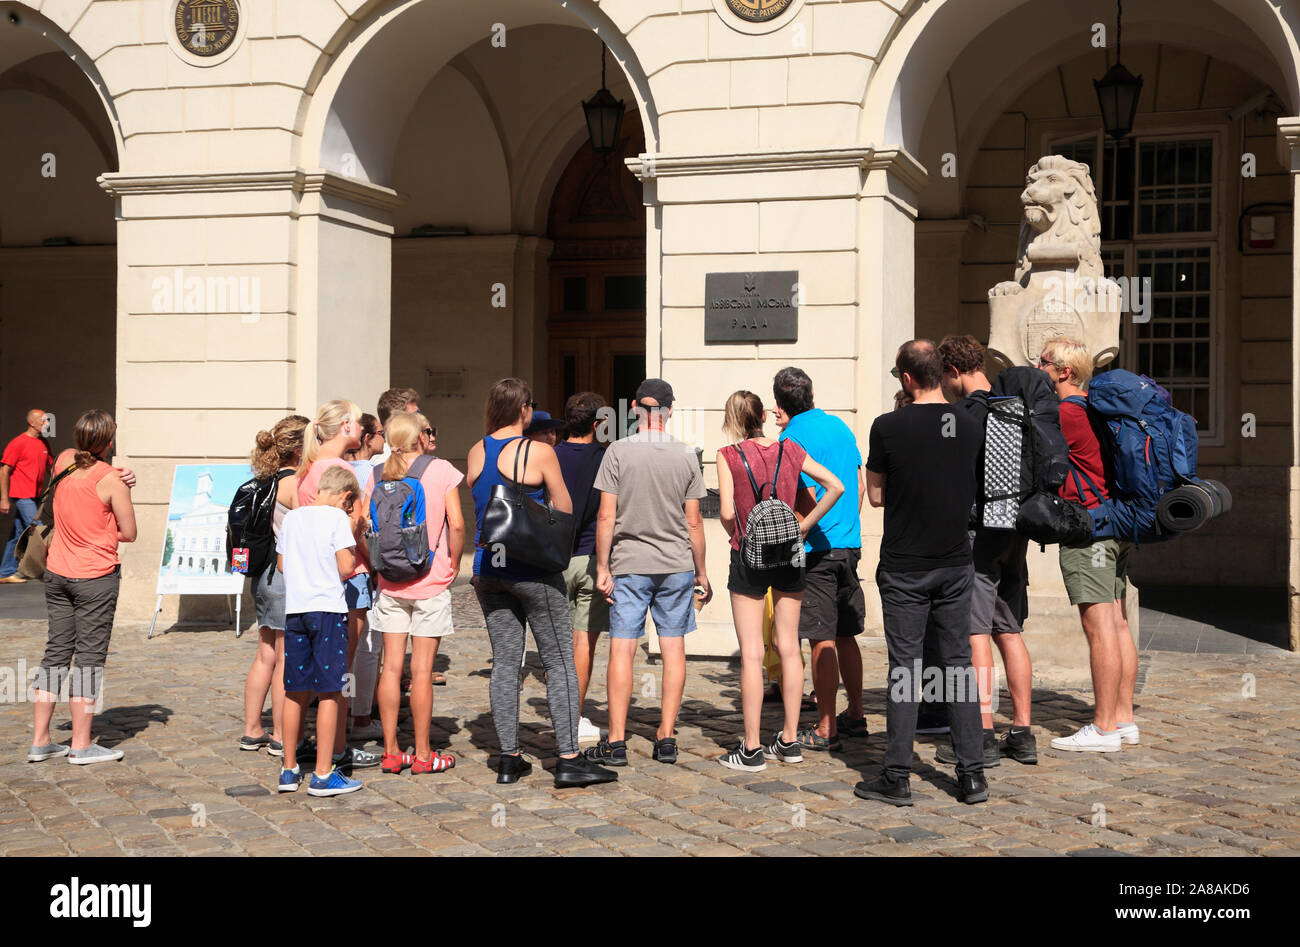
(479, 438, 574, 574)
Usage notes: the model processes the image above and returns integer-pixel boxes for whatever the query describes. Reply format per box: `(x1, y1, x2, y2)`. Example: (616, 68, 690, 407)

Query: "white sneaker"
(577, 717, 601, 743)
(67, 743, 124, 765)
(1115, 722, 1140, 745)
(1050, 724, 1122, 753)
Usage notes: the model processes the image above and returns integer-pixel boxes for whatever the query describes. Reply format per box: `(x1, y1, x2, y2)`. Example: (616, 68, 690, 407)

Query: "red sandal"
(411, 751, 455, 774)
(381, 752, 413, 774)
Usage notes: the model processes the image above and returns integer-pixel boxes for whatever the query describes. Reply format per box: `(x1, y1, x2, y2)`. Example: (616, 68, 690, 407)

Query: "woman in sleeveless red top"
(715, 392, 844, 773)
(30, 411, 137, 765)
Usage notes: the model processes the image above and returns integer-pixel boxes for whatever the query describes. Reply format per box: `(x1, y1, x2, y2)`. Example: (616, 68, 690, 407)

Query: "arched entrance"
(546, 114, 647, 412)
(0, 12, 118, 574)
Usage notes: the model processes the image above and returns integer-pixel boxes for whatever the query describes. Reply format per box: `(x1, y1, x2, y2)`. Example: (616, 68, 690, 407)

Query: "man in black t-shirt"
(856, 340, 987, 807)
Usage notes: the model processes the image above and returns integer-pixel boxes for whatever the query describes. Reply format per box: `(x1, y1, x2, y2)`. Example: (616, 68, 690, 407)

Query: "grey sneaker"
(28, 742, 69, 762)
(334, 747, 381, 769)
(67, 743, 124, 765)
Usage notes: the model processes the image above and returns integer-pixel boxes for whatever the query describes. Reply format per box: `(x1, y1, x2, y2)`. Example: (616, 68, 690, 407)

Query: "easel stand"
(146, 593, 242, 639)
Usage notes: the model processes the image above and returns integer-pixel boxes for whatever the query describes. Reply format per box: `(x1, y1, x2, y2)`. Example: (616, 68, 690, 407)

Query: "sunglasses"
(423, 427, 436, 438)
(890, 366, 901, 379)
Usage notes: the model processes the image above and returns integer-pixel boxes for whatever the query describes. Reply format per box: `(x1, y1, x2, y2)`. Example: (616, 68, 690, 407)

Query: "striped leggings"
(473, 574, 579, 756)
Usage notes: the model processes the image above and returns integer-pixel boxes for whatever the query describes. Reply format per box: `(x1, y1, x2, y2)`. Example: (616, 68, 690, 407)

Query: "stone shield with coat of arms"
(174, 0, 240, 58)
(725, 0, 798, 22)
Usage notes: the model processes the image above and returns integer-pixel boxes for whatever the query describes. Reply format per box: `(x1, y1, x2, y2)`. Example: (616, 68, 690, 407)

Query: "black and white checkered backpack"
(736, 442, 804, 570)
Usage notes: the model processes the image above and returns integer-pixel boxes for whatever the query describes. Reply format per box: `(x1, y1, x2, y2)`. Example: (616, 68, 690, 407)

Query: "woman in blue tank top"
(466, 378, 617, 790)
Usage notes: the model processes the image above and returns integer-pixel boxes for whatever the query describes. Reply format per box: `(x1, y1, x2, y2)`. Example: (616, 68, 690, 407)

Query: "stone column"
(627, 147, 919, 655)
(1278, 117, 1300, 651)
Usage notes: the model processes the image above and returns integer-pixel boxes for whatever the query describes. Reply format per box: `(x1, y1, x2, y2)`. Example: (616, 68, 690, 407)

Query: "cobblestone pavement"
(1, 586, 1298, 857)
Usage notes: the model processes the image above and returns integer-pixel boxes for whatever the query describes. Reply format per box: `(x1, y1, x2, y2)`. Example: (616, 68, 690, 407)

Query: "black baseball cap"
(634, 378, 675, 406)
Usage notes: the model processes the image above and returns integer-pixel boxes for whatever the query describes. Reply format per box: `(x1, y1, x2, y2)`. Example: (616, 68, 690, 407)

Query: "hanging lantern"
(583, 43, 625, 155)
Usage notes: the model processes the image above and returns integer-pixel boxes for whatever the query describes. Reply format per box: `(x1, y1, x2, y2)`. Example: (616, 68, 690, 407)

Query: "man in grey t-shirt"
(585, 379, 710, 768)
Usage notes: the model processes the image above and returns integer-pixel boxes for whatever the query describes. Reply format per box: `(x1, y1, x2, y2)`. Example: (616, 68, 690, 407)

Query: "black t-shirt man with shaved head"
(859, 340, 988, 807)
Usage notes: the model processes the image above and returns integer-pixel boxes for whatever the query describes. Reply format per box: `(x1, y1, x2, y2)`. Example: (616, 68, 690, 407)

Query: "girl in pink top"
(715, 391, 843, 773)
(30, 410, 137, 766)
(370, 413, 465, 774)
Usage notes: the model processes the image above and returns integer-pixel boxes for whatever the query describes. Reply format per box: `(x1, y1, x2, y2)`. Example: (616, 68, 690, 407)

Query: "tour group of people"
(9, 333, 1138, 805)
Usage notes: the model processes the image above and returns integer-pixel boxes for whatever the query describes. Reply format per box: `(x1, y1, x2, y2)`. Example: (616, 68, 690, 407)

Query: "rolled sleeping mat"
(1200, 478, 1232, 517)
(1156, 482, 1216, 532)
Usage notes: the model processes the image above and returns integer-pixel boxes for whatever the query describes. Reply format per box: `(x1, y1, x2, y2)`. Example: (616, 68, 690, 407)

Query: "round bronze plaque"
(725, 0, 798, 23)
(174, 0, 240, 58)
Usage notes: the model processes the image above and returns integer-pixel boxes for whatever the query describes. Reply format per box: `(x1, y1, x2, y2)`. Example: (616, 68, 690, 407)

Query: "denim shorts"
(344, 573, 372, 611)
(252, 567, 287, 632)
(284, 611, 349, 693)
(609, 571, 697, 640)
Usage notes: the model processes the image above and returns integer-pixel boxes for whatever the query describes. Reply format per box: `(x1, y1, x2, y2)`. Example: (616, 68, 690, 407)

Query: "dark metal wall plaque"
(175, 1, 240, 58)
(725, 0, 798, 23)
(704, 271, 798, 343)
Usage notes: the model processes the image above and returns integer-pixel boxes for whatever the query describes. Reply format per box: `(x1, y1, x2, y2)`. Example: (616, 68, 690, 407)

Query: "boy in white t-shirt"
(275, 465, 366, 797)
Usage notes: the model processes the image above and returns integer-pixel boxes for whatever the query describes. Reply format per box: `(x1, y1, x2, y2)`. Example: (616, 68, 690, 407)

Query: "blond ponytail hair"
(382, 412, 427, 482)
(299, 399, 361, 477)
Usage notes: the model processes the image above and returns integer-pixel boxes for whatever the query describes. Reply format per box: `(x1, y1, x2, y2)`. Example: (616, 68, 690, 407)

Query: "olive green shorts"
(564, 554, 610, 634)
(1059, 537, 1132, 606)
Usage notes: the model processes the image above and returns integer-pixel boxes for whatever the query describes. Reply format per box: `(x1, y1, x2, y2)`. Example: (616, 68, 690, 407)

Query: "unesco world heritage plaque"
(705, 271, 799, 343)
(174, 0, 240, 58)
(724, 0, 798, 24)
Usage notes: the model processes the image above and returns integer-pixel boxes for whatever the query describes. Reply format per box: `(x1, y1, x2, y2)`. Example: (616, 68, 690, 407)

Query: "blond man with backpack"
(715, 391, 842, 773)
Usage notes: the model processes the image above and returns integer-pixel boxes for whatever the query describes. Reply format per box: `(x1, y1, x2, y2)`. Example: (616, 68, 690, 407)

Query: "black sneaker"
(835, 711, 869, 739)
(554, 755, 618, 788)
(998, 727, 1038, 764)
(238, 733, 270, 752)
(266, 739, 284, 759)
(496, 753, 532, 784)
(935, 729, 1001, 768)
(583, 739, 628, 767)
(762, 730, 803, 764)
(652, 737, 678, 764)
(915, 706, 950, 735)
(959, 772, 989, 804)
(334, 747, 382, 770)
(853, 773, 913, 807)
(718, 742, 766, 773)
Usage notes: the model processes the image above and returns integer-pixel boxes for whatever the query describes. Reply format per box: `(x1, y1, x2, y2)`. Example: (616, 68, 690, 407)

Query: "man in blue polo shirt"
(773, 367, 865, 752)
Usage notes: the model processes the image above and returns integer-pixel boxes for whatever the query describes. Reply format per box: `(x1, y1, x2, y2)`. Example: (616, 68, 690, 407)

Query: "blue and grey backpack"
(366, 454, 435, 582)
(1064, 370, 1230, 545)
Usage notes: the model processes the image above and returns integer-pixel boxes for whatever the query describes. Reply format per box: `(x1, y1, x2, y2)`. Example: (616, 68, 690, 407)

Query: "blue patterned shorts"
(284, 611, 349, 693)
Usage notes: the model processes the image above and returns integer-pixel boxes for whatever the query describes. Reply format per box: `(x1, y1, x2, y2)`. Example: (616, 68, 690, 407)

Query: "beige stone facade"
(1, 0, 1297, 650)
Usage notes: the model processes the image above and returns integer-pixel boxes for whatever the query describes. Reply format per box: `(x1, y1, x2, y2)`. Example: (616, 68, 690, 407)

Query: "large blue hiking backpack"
(366, 454, 435, 582)
(1064, 370, 1229, 544)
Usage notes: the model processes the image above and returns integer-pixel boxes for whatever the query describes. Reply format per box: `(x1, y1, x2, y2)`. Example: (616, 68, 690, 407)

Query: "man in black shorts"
(858, 340, 987, 807)
(774, 368, 867, 752)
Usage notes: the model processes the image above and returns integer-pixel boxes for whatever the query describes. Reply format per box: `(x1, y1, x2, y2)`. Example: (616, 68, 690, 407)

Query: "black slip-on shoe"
(554, 755, 618, 788)
(853, 774, 913, 807)
(497, 753, 532, 784)
(960, 772, 989, 804)
(238, 733, 270, 752)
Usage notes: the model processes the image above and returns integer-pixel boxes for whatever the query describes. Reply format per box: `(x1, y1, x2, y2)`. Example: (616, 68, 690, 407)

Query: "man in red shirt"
(1, 409, 54, 583)
(1037, 339, 1137, 754)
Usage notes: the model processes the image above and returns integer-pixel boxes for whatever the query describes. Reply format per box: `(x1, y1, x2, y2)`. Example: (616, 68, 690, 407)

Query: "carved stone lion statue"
(989, 155, 1103, 296)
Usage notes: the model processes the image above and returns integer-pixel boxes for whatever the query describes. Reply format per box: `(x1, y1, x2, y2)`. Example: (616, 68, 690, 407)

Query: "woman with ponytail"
(28, 410, 137, 765)
(296, 400, 382, 771)
(367, 412, 464, 775)
(239, 415, 308, 755)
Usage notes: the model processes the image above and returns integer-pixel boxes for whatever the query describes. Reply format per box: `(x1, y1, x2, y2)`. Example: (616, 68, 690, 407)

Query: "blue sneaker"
(277, 766, 301, 793)
(307, 766, 362, 797)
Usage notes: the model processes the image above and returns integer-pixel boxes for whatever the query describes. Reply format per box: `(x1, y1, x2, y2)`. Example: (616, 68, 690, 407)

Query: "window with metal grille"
(1051, 133, 1217, 436)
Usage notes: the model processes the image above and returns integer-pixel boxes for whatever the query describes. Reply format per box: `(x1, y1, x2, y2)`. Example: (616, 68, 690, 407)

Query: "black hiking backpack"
(982, 366, 1084, 543)
(226, 469, 293, 581)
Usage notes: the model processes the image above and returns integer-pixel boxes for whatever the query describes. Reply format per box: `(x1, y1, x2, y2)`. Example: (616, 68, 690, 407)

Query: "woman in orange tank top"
(29, 411, 137, 766)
